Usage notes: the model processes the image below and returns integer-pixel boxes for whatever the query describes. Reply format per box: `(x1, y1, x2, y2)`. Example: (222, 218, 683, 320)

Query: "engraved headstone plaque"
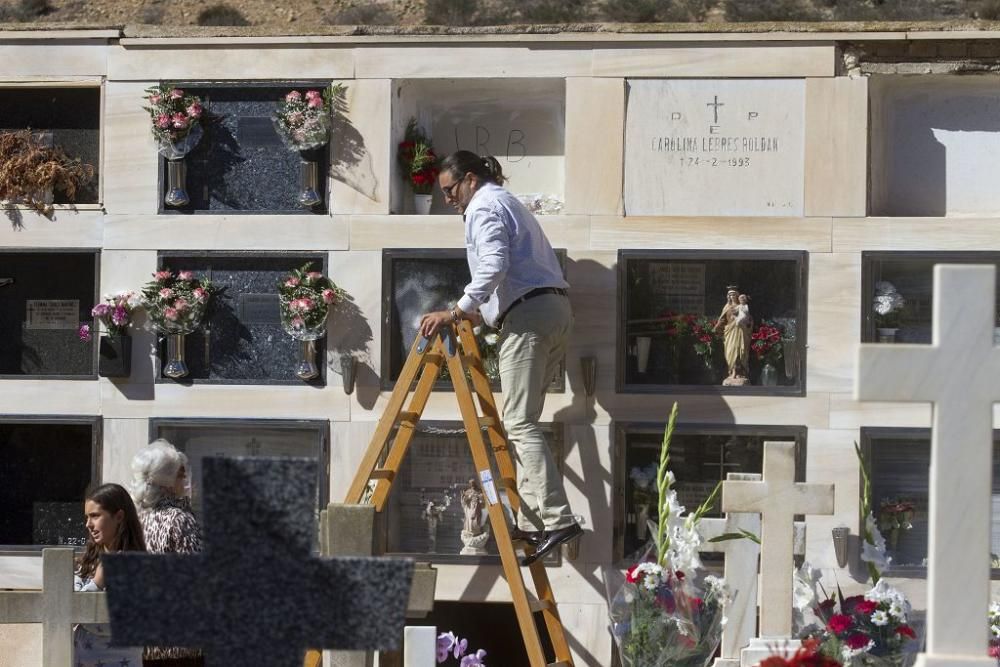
(625, 79, 806, 217)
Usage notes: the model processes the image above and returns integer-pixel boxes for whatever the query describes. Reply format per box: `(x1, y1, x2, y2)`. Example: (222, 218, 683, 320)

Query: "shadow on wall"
(328, 291, 376, 407)
(329, 85, 379, 202)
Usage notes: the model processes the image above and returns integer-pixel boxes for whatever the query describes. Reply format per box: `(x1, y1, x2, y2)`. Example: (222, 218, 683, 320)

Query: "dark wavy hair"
(440, 150, 506, 187)
(75, 483, 147, 581)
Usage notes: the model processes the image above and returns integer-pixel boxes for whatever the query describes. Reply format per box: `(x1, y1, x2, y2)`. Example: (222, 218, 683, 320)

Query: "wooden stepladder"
(346, 320, 574, 667)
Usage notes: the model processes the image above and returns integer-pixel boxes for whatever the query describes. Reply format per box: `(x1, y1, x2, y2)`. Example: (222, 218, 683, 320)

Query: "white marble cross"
(721, 441, 834, 638)
(698, 472, 808, 667)
(0, 548, 108, 667)
(856, 264, 1000, 667)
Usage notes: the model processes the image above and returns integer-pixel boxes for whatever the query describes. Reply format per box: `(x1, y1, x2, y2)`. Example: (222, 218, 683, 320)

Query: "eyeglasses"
(441, 174, 467, 200)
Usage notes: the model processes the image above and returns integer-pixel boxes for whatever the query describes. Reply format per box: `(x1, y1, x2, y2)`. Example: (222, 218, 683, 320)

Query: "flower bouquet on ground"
(606, 402, 729, 667)
(277, 263, 345, 380)
(143, 84, 204, 207)
(80, 291, 142, 378)
(272, 86, 343, 207)
(140, 270, 213, 379)
(397, 118, 439, 214)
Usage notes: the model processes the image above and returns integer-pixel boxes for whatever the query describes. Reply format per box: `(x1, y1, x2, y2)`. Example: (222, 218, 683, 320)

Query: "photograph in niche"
(620, 252, 805, 391)
(383, 422, 561, 563)
(863, 252, 1000, 345)
(616, 425, 805, 562)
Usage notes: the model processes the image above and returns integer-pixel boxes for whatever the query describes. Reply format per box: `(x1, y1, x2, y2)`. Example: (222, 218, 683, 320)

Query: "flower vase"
(760, 362, 778, 387)
(280, 304, 328, 382)
(413, 193, 432, 215)
(295, 340, 320, 381)
(634, 504, 650, 541)
(163, 333, 189, 379)
(783, 340, 799, 379)
(635, 336, 652, 374)
(164, 159, 190, 208)
(877, 327, 899, 343)
(297, 150, 323, 208)
(98, 334, 131, 378)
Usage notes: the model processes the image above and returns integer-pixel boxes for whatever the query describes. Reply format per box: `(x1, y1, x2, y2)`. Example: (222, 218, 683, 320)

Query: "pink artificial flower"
(321, 289, 336, 305)
(186, 103, 203, 118)
(91, 303, 111, 318)
(305, 89, 321, 99)
(192, 287, 207, 301)
(171, 113, 188, 129)
(285, 90, 302, 102)
(156, 114, 171, 129)
(291, 316, 305, 329)
(148, 93, 162, 105)
(307, 96, 323, 109)
(154, 270, 173, 280)
(287, 111, 304, 127)
(299, 298, 313, 311)
(78, 324, 91, 342)
(164, 307, 178, 321)
(174, 298, 188, 311)
(285, 277, 300, 288)
(170, 88, 184, 100)
(159, 288, 174, 299)
(111, 306, 128, 327)
(177, 270, 194, 281)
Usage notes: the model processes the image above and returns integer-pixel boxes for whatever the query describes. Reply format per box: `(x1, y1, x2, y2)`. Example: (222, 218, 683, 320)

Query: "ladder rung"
(460, 354, 480, 366)
(478, 416, 497, 428)
(529, 598, 555, 613)
(548, 662, 572, 667)
(499, 477, 517, 489)
(370, 469, 395, 482)
(398, 411, 420, 426)
(425, 353, 443, 363)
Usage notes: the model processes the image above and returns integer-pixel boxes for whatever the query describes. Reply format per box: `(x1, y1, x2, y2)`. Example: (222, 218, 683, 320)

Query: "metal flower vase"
(149, 302, 208, 380)
(297, 149, 323, 208)
(164, 159, 190, 208)
(164, 333, 189, 379)
(281, 306, 329, 381)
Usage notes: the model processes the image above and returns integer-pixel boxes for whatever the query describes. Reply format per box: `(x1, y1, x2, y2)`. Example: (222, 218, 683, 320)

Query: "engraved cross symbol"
(707, 96, 725, 124)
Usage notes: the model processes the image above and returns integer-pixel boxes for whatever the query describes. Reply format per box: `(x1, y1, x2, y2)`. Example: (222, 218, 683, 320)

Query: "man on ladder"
(419, 150, 582, 566)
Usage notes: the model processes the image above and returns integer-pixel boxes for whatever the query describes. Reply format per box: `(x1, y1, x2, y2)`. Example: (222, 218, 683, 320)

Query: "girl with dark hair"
(73, 483, 146, 667)
(420, 150, 581, 567)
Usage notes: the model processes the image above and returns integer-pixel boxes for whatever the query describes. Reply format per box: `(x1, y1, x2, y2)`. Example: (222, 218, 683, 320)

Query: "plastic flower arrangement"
(436, 631, 486, 667)
(276, 263, 346, 338)
(273, 85, 342, 151)
(690, 314, 721, 370)
(759, 638, 843, 667)
(629, 462, 659, 509)
(873, 281, 906, 330)
(988, 601, 1000, 660)
(877, 498, 915, 552)
(751, 320, 784, 365)
(140, 270, 213, 335)
(79, 291, 142, 341)
(607, 402, 729, 667)
(143, 84, 204, 158)
(397, 118, 439, 195)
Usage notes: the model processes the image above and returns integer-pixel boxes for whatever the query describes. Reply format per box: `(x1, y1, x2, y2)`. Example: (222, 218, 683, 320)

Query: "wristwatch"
(450, 308, 461, 323)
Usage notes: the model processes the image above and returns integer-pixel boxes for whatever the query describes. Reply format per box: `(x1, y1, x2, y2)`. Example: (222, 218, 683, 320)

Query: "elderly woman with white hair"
(129, 439, 203, 667)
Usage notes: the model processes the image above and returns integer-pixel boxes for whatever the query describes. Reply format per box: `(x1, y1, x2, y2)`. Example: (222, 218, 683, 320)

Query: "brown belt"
(496, 287, 567, 328)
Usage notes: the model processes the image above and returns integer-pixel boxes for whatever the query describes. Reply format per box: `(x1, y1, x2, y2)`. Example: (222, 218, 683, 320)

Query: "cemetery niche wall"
(0, 417, 100, 548)
(871, 75, 1000, 217)
(863, 251, 1000, 345)
(863, 427, 1000, 573)
(0, 86, 101, 205)
(155, 252, 328, 384)
(158, 83, 332, 214)
(151, 418, 329, 518)
(619, 250, 806, 393)
(390, 79, 566, 215)
(380, 420, 563, 564)
(624, 78, 805, 217)
(613, 423, 806, 562)
(382, 248, 566, 391)
(0, 250, 98, 377)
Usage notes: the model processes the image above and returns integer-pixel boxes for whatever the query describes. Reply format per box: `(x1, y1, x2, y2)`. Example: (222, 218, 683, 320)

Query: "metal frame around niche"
(375, 420, 564, 566)
(153, 250, 328, 386)
(616, 249, 809, 397)
(154, 79, 334, 216)
(860, 250, 1000, 343)
(859, 426, 1000, 580)
(148, 417, 331, 511)
(379, 247, 569, 393)
(0, 248, 101, 381)
(611, 421, 807, 563)
(0, 414, 102, 553)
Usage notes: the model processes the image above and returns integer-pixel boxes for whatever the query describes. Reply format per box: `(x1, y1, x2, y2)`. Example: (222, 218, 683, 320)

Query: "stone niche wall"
(389, 78, 566, 214)
(870, 74, 1000, 217)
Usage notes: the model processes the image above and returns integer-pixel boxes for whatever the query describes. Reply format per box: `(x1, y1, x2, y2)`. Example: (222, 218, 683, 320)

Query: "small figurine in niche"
(459, 479, 491, 555)
(715, 285, 752, 386)
(420, 487, 453, 554)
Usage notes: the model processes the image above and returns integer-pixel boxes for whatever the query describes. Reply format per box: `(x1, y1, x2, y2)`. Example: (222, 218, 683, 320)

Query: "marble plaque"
(624, 79, 805, 217)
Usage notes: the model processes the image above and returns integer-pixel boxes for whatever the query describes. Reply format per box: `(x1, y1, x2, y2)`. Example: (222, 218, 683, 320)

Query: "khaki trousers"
(498, 293, 576, 532)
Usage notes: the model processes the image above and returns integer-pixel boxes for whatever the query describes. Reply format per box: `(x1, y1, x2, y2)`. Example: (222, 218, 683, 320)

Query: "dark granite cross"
(103, 457, 414, 666)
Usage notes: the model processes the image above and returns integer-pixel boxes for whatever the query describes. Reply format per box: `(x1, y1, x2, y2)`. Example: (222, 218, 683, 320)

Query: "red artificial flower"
(699, 334, 711, 343)
(675, 570, 685, 580)
(988, 644, 999, 658)
(760, 638, 842, 667)
(845, 633, 871, 650)
(625, 565, 640, 583)
(855, 600, 878, 615)
(827, 614, 853, 635)
(690, 597, 703, 614)
(896, 625, 916, 639)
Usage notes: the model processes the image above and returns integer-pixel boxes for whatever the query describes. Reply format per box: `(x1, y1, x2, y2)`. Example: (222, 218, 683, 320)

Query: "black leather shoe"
(520, 523, 583, 566)
(509, 527, 543, 546)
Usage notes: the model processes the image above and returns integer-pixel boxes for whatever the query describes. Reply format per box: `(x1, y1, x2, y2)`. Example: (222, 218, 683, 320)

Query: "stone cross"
(856, 264, 1000, 667)
(0, 548, 108, 667)
(698, 472, 807, 667)
(103, 457, 415, 667)
(721, 441, 834, 638)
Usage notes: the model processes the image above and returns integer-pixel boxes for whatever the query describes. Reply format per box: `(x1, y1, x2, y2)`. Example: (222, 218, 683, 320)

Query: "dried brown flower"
(0, 130, 95, 218)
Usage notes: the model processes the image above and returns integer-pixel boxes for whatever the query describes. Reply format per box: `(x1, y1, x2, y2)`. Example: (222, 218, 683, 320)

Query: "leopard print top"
(140, 495, 203, 661)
